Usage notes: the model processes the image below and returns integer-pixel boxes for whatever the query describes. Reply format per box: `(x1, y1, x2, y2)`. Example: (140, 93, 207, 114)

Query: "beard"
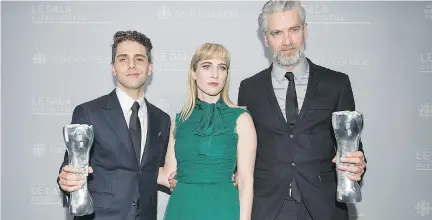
(270, 42, 306, 68)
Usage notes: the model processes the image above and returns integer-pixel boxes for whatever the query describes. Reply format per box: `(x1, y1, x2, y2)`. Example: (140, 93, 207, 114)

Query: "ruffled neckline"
(194, 97, 228, 155)
(195, 97, 225, 109)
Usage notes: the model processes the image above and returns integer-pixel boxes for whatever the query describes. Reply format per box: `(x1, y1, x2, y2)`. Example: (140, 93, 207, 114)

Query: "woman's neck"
(197, 91, 220, 104)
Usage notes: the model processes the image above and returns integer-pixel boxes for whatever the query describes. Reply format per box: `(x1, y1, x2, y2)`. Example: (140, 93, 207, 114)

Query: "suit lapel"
(261, 58, 323, 132)
(261, 65, 290, 134)
(101, 90, 138, 167)
(139, 99, 159, 169)
(294, 58, 323, 126)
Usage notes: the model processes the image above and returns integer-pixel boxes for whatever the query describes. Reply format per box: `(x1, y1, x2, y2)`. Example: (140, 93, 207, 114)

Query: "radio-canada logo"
(415, 199, 432, 217)
(156, 5, 171, 20)
(419, 103, 432, 119)
(425, 3, 432, 21)
(32, 51, 47, 65)
(32, 142, 47, 157)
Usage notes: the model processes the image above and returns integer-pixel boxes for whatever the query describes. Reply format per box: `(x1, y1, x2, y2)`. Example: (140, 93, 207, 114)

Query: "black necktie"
(129, 102, 141, 163)
(285, 72, 299, 127)
(285, 72, 302, 203)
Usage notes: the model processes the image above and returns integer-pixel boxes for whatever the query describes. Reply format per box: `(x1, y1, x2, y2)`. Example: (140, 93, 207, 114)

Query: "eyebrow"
(289, 25, 301, 30)
(200, 61, 227, 66)
(116, 54, 146, 58)
(269, 25, 301, 33)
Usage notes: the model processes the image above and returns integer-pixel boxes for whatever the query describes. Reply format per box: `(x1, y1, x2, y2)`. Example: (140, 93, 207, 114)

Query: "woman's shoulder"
(223, 105, 252, 128)
(226, 105, 250, 116)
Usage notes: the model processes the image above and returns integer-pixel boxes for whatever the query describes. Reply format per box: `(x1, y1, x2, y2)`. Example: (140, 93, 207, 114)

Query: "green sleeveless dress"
(163, 98, 248, 220)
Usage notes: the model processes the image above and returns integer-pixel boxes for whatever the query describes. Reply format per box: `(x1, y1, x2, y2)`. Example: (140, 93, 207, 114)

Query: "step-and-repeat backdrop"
(2, 1, 432, 219)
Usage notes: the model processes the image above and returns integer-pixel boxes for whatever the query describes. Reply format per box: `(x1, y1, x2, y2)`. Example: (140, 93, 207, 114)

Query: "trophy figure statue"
(63, 124, 94, 216)
(332, 111, 363, 203)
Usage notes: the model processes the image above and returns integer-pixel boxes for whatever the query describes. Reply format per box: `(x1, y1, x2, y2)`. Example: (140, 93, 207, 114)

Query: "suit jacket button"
(289, 134, 294, 138)
(291, 162, 296, 167)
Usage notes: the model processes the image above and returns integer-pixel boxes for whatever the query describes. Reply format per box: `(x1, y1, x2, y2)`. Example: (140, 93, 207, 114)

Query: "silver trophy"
(332, 111, 363, 203)
(63, 124, 95, 216)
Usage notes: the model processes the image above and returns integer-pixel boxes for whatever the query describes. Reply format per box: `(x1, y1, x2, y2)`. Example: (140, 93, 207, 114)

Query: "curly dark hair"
(111, 30, 153, 64)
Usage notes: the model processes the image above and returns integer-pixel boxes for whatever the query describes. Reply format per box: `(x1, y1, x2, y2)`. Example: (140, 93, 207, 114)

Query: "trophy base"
(71, 206, 95, 217)
(337, 193, 362, 203)
(70, 188, 95, 216)
(336, 182, 362, 203)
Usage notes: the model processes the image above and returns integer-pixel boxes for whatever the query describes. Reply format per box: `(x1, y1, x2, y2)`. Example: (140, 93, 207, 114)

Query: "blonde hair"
(179, 43, 239, 121)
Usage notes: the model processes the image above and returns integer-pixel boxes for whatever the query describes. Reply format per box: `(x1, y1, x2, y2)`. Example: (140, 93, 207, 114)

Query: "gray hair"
(258, 0, 306, 34)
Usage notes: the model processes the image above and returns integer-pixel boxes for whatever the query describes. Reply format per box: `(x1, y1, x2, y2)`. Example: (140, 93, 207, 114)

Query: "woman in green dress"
(157, 43, 257, 220)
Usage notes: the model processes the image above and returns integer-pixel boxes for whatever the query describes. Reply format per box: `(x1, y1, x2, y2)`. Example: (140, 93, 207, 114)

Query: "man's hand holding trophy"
(58, 124, 95, 216)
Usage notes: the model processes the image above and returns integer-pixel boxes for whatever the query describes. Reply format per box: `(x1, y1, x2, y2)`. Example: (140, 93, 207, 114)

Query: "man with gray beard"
(236, 1, 367, 219)
(168, 0, 367, 219)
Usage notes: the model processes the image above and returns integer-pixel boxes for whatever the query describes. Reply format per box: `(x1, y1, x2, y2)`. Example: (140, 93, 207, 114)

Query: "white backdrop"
(1, 1, 432, 220)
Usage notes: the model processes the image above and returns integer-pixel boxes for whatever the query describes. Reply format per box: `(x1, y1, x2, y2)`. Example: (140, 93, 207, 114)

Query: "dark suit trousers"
(276, 197, 313, 220)
(73, 206, 140, 220)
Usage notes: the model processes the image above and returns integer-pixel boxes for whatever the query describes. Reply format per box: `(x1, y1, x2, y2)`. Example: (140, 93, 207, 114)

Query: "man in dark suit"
(237, 1, 367, 220)
(57, 30, 171, 220)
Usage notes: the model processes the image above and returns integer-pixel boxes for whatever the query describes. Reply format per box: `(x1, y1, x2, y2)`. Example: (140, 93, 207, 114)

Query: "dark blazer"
(238, 58, 365, 220)
(58, 89, 170, 220)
